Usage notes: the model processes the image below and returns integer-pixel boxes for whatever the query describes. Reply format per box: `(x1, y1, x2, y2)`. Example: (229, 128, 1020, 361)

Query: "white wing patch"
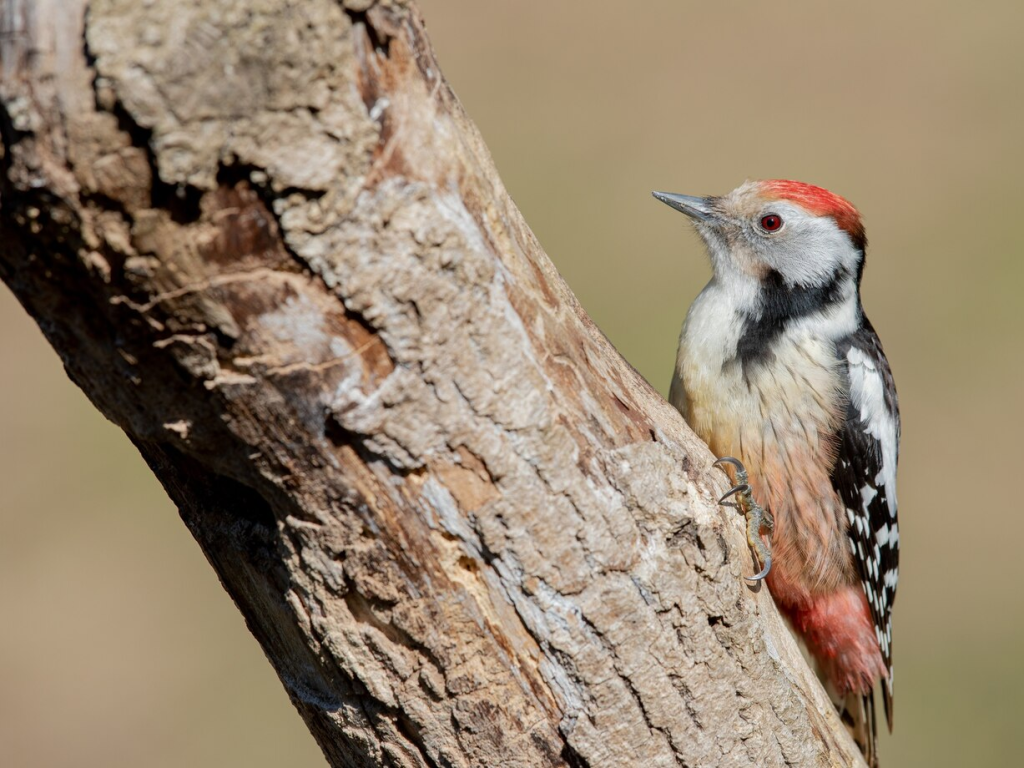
(847, 346, 898, 519)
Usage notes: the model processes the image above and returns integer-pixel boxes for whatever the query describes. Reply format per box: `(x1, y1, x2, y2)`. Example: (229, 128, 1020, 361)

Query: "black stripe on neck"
(732, 269, 849, 374)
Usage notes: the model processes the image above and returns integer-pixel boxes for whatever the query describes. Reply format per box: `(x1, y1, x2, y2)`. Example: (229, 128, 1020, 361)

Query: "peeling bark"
(0, 1, 865, 766)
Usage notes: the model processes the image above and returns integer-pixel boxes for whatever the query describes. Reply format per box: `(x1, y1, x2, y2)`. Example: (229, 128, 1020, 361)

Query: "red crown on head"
(761, 180, 866, 251)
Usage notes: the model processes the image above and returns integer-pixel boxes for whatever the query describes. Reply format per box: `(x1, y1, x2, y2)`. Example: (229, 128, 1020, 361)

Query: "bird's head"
(653, 180, 866, 293)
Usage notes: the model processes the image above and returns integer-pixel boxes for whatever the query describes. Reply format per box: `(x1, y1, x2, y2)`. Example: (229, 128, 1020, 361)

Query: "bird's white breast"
(671, 278, 846, 458)
(671, 277, 856, 591)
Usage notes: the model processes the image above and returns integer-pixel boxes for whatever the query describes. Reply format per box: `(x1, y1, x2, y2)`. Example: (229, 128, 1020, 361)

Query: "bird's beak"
(652, 191, 714, 221)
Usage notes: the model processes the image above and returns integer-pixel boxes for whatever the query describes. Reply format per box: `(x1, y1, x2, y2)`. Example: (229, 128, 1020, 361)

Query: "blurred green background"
(2, 1, 1022, 765)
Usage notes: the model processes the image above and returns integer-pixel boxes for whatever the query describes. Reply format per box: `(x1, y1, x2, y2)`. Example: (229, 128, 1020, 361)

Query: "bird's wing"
(831, 317, 900, 731)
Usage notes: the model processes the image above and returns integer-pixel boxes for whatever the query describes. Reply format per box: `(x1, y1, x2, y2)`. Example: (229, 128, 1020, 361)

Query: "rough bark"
(0, 1, 865, 766)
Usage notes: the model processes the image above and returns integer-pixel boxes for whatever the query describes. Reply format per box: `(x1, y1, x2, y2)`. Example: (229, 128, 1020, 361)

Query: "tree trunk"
(0, 1, 864, 765)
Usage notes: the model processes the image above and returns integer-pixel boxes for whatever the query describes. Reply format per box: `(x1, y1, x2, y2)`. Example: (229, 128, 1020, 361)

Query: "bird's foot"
(713, 457, 774, 582)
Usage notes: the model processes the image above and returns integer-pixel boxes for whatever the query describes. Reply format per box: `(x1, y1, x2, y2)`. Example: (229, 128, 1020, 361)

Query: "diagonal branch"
(0, 1, 865, 765)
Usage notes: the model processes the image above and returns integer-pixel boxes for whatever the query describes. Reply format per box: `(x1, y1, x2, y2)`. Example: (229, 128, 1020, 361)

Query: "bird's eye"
(760, 214, 783, 232)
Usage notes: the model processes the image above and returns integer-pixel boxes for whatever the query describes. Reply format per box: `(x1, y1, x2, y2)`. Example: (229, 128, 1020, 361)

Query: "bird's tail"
(839, 692, 879, 768)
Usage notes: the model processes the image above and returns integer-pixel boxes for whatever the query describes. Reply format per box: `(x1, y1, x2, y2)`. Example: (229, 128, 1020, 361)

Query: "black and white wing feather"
(831, 318, 900, 730)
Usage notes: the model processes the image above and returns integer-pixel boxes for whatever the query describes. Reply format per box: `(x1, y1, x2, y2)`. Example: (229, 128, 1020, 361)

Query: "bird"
(653, 180, 900, 766)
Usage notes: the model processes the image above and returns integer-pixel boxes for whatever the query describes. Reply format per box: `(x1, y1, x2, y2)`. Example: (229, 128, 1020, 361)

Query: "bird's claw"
(713, 456, 774, 582)
(718, 483, 750, 504)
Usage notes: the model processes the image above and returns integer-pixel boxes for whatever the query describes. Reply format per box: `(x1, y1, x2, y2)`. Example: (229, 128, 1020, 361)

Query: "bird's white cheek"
(771, 227, 860, 287)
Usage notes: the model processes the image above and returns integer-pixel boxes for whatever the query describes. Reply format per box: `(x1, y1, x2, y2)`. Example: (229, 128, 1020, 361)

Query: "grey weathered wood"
(0, 1, 865, 765)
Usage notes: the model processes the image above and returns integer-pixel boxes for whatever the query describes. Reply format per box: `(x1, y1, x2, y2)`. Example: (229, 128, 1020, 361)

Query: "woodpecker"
(654, 180, 899, 766)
